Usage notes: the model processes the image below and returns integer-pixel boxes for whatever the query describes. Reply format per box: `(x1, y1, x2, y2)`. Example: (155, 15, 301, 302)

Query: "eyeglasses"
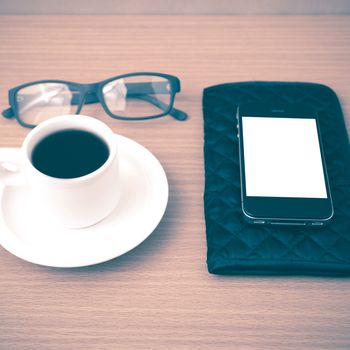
(2, 72, 188, 128)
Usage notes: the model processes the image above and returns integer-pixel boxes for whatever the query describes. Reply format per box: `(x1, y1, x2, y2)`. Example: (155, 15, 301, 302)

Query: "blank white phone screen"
(242, 117, 327, 198)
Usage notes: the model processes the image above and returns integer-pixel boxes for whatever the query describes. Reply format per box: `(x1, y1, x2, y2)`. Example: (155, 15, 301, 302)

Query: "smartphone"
(237, 103, 333, 226)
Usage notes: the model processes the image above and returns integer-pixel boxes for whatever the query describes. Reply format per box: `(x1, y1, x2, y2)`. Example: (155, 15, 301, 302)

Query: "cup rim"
(22, 114, 117, 184)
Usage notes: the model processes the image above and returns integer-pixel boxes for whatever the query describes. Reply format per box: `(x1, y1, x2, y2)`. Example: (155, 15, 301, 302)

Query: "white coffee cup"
(0, 115, 120, 228)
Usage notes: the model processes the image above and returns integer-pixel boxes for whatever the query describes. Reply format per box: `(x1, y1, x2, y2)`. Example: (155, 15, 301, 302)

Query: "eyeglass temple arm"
(125, 82, 188, 120)
(2, 107, 15, 119)
(129, 94, 188, 121)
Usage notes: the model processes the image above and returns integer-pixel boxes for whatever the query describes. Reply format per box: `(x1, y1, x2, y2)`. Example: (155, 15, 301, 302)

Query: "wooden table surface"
(0, 16, 349, 350)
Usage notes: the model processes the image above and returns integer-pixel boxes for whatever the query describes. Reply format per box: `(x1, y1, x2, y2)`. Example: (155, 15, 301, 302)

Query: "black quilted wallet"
(203, 82, 350, 276)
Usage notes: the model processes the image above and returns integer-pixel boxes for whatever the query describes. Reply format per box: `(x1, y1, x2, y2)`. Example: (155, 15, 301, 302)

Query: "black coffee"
(31, 129, 109, 179)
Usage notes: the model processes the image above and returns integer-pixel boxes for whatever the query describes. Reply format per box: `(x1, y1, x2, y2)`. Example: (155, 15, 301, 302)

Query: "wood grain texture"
(0, 16, 349, 350)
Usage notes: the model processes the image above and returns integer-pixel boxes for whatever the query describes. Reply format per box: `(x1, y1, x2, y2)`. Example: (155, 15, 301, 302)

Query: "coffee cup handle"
(0, 148, 26, 187)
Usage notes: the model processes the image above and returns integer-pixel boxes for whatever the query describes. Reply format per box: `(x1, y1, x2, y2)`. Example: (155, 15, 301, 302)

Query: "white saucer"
(0, 135, 168, 268)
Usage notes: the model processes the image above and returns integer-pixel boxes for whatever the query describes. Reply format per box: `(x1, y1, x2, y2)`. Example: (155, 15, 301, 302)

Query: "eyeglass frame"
(2, 72, 188, 128)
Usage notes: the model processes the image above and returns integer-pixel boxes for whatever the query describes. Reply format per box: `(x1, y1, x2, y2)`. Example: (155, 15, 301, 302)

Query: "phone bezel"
(237, 103, 334, 223)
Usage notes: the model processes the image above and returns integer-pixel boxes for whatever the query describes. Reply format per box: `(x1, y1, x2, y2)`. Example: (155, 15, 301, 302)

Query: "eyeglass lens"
(102, 75, 172, 118)
(15, 83, 79, 126)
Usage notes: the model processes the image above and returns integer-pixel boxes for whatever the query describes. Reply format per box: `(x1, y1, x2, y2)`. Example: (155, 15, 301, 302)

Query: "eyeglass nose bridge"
(79, 82, 102, 107)
(84, 82, 100, 94)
